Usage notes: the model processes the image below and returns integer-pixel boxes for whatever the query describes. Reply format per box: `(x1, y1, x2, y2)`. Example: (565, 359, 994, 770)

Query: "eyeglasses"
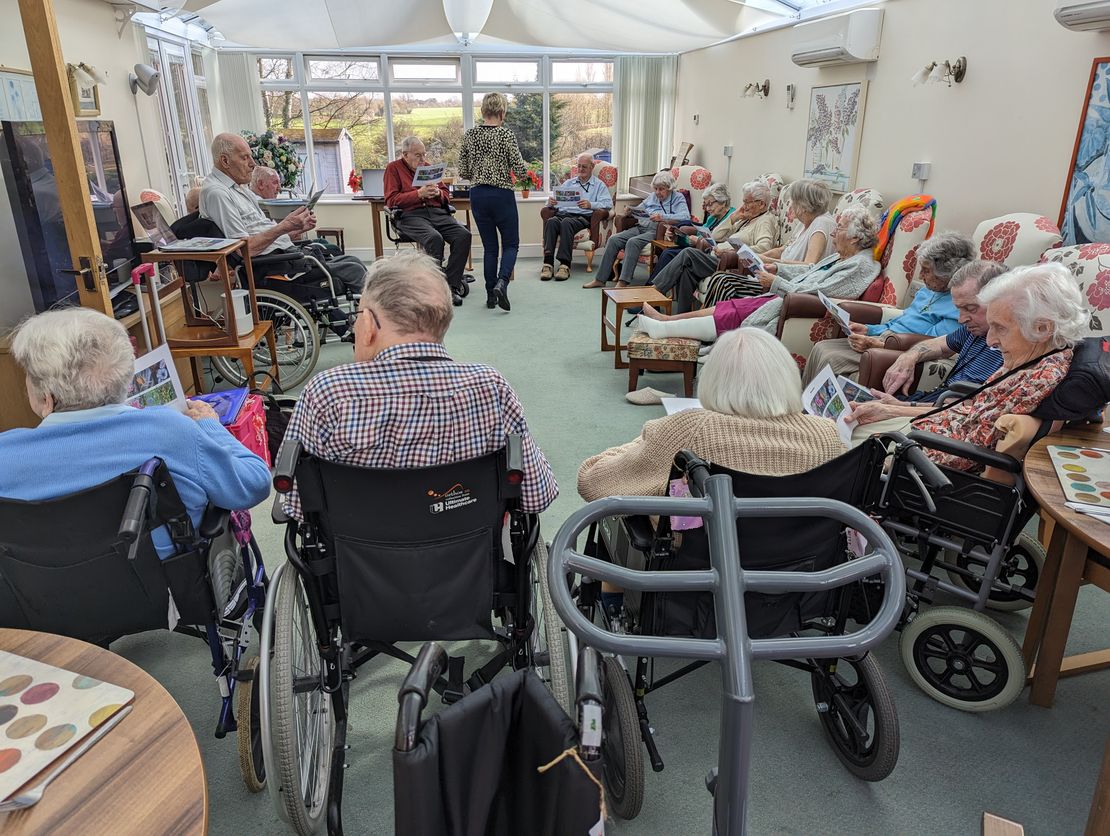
(358, 307, 382, 329)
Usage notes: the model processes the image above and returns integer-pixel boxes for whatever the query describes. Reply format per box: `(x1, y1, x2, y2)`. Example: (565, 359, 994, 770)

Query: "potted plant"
(511, 165, 542, 199)
(241, 129, 304, 191)
(348, 169, 363, 194)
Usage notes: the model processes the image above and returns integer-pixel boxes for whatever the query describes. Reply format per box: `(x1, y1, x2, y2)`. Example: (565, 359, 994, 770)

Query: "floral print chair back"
(1041, 241, 1110, 337)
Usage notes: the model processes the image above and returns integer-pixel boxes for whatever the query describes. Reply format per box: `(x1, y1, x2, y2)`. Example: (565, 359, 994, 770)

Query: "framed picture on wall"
(67, 66, 100, 117)
(1058, 56, 1110, 245)
(803, 81, 868, 193)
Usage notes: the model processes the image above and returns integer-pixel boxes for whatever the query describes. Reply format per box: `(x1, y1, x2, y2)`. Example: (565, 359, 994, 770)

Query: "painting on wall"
(803, 81, 868, 194)
(1059, 57, 1110, 246)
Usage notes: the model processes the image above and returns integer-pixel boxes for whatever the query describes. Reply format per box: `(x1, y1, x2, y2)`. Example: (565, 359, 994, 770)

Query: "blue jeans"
(469, 185, 519, 291)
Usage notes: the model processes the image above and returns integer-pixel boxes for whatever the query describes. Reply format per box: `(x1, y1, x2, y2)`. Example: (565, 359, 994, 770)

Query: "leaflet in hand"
(802, 365, 856, 446)
(555, 184, 583, 211)
(818, 290, 852, 335)
(696, 226, 716, 240)
(127, 344, 187, 412)
(838, 375, 876, 403)
(305, 188, 325, 210)
(629, 206, 649, 218)
(411, 163, 447, 188)
(728, 242, 764, 273)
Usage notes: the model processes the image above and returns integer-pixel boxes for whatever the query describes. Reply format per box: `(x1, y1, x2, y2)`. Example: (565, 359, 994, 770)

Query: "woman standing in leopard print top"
(459, 92, 530, 312)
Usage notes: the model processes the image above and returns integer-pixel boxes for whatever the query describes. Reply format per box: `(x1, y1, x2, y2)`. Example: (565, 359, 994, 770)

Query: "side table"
(601, 287, 673, 369)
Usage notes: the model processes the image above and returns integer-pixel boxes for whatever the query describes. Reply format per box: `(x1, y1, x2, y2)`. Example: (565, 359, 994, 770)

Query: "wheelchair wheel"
(900, 606, 1026, 712)
(600, 655, 644, 820)
(237, 655, 266, 792)
(269, 564, 334, 833)
(945, 532, 1045, 613)
(533, 539, 572, 714)
(810, 653, 899, 782)
(208, 529, 244, 618)
(211, 290, 320, 392)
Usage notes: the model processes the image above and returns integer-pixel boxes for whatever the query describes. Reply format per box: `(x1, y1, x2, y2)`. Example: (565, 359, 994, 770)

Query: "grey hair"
(185, 187, 201, 214)
(916, 231, 976, 281)
(698, 327, 803, 419)
(978, 263, 1089, 348)
(12, 308, 134, 411)
(950, 259, 1007, 292)
(787, 179, 830, 217)
(250, 166, 278, 188)
(400, 135, 424, 154)
(703, 182, 731, 206)
(837, 205, 879, 250)
(360, 250, 453, 341)
(211, 132, 242, 162)
(480, 92, 507, 119)
(740, 179, 771, 207)
(651, 171, 675, 190)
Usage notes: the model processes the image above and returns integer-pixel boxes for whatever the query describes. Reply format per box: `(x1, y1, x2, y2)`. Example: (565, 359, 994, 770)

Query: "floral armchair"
(669, 164, 714, 211)
(1040, 242, 1110, 337)
(973, 213, 1062, 267)
(539, 160, 618, 272)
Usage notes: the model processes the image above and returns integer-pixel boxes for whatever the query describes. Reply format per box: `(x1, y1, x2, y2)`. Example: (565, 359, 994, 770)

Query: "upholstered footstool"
(626, 333, 699, 397)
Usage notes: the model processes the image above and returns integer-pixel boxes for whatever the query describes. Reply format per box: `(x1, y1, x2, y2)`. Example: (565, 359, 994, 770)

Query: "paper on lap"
(818, 290, 852, 335)
(802, 365, 856, 445)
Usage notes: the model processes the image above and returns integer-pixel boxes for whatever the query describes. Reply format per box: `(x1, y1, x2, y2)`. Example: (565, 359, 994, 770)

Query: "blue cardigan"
(864, 286, 959, 337)
(0, 404, 272, 557)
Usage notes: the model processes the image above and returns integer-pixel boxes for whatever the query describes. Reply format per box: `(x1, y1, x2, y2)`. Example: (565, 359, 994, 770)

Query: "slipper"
(625, 387, 676, 405)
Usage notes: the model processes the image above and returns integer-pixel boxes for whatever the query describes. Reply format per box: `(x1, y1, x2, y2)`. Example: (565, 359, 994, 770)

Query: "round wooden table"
(1020, 421, 1110, 707)
(0, 628, 207, 835)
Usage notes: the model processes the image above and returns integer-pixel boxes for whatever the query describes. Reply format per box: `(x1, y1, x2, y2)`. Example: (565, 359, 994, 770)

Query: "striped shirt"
(906, 326, 1003, 404)
(281, 342, 558, 519)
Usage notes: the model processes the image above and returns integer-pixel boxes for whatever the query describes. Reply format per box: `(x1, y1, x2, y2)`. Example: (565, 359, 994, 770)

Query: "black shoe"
(464, 274, 476, 283)
(486, 291, 497, 309)
(493, 279, 511, 311)
(452, 290, 464, 306)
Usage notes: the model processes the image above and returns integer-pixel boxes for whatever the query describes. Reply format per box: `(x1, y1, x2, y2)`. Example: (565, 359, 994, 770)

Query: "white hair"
(837, 205, 879, 250)
(211, 132, 241, 162)
(787, 179, 830, 217)
(703, 182, 731, 206)
(12, 308, 134, 411)
(250, 166, 278, 188)
(698, 327, 803, 418)
(400, 135, 424, 154)
(360, 250, 453, 340)
(978, 263, 1089, 348)
(651, 171, 675, 190)
(741, 179, 771, 207)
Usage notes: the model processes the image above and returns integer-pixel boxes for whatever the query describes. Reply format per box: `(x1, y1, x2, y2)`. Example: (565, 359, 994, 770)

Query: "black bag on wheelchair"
(639, 443, 882, 641)
(1032, 335, 1110, 423)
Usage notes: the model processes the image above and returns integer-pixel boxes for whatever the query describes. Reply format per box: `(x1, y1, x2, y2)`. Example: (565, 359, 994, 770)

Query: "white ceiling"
(177, 0, 805, 53)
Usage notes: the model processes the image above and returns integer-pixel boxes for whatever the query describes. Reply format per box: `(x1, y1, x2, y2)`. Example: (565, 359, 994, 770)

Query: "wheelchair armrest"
(271, 495, 290, 525)
(251, 251, 305, 270)
(395, 642, 449, 752)
(907, 430, 1023, 474)
(505, 433, 523, 494)
(199, 506, 230, 539)
(576, 645, 603, 706)
(622, 515, 657, 554)
(942, 380, 980, 398)
(272, 439, 303, 493)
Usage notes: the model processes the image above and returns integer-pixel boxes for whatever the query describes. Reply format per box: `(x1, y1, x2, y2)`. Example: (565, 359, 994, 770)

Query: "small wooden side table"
(601, 287, 673, 369)
(648, 238, 677, 275)
(315, 227, 345, 253)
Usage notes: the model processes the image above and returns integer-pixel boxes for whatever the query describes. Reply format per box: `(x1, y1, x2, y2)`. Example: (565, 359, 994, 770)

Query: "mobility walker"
(547, 449, 907, 835)
(0, 458, 270, 790)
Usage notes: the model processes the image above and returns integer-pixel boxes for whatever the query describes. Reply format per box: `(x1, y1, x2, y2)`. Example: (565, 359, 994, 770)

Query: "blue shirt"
(865, 286, 959, 337)
(557, 175, 613, 216)
(635, 191, 691, 227)
(903, 326, 1004, 403)
(0, 404, 271, 558)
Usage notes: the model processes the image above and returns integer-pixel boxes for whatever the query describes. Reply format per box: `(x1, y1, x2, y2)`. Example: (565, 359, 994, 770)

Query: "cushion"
(973, 213, 1061, 266)
(1040, 242, 1110, 336)
(627, 333, 700, 362)
(835, 188, 885, 223)
(860, 274, 889, 303)
(755, 172, 786, 214)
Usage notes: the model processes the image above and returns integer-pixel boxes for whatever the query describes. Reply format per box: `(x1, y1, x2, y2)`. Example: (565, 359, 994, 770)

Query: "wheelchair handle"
(272, 439, 304, 494)
(395, 642, 449, 753)
(901, 442, 952, 494)
(119, 458, 161, 544)
(674, 450, 711, 496)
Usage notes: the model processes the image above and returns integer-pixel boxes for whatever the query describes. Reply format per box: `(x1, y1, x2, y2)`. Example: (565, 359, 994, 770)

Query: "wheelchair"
(547, 449, 907, 835)
(385, 206, 475, 295)
(393, 641, 604, 835)
(172, 212, 358, 390)
(0, 458, 270, 791)
(262, 435, 569, 835)
(553, 440, 905, 821)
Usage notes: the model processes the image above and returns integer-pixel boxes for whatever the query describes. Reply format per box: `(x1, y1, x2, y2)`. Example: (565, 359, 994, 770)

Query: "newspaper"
(411, 163, 446, 188)
(818, 290, 852, 334)
(554, 184, 583, 211)
(802, 365, 857, 445)
(126, 344, 187, 412)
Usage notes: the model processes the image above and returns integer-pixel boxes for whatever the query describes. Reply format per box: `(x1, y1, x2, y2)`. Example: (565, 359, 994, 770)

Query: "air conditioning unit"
(1054, 0, 1110, 30)
(791, 8, 884, 68)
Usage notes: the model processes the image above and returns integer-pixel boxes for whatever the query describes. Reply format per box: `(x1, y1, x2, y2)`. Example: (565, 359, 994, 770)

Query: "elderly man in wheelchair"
(263, 251, 562, 834)
(0, 307, 273, 789)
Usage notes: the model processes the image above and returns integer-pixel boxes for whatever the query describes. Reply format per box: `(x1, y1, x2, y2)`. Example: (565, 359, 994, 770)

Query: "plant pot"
(520, 189, 530, 199)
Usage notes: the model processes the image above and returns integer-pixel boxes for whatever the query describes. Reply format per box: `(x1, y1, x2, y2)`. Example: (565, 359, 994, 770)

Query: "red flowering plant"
(511, 164, 543, 192)
(348, 169, 363, 193)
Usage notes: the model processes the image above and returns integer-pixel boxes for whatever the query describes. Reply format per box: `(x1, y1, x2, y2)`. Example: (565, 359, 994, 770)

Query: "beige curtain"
(615, 55, 677, 192)
(216, 52, 265, 135)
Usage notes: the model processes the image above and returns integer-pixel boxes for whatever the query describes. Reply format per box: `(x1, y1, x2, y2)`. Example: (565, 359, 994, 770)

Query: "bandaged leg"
(634, 314, 718, 342)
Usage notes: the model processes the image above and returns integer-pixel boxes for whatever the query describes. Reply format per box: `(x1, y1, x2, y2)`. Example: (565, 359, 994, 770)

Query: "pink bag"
(226, 393, 271, 466)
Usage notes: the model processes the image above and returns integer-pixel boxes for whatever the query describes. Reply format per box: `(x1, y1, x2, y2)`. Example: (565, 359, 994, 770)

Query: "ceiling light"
(442, 0, 494, 47)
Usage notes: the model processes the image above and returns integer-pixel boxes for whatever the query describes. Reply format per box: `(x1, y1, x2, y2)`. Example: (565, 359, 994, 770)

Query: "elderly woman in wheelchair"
(0, 307, 273, 788)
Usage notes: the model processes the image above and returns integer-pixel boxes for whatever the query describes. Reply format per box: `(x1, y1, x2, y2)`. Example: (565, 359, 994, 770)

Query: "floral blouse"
(912, 350, 1072, 471)
(458, 124, 529, 190)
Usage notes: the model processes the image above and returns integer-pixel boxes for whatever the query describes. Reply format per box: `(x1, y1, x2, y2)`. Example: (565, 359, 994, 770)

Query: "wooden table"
(648, 238, 677, 275)
(0, 628, 207, 835)
(356, 196, 473, 263)
(601, 287, 673, 369)
(1020, 422, 1110, 707)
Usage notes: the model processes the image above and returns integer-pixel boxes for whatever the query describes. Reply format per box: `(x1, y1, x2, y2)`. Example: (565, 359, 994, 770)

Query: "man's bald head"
(211, 132, 255, 185)
(575, 154, 595, 179)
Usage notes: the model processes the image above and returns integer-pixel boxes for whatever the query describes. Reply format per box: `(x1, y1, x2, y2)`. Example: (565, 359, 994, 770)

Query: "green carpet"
(111, 258, 1107, 835)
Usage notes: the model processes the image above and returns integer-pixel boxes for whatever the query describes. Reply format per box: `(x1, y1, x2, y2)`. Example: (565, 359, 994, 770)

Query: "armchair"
(1039, 242, 1110, 337)
(973, 213, 1062, 267)
(538, 160, 618, 272)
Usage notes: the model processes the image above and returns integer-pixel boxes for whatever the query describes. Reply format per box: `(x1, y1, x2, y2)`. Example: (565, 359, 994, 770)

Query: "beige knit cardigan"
(578, 410, 846, 501)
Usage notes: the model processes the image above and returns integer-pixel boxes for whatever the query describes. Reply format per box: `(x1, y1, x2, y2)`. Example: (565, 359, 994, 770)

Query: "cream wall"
(673, 0, 1110, 236)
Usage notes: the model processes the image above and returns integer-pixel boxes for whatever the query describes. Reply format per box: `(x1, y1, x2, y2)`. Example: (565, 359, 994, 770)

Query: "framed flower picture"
(1058, 56, 1110, 245)
(67, 66, 100, 117)
(803, 81, 868, 194)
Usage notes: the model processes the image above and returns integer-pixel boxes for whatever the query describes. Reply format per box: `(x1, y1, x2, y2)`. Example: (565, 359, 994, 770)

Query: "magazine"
(727, 242, 764, 273)
(157, 237, 238, 252)
(411, 163, 447, 188)
(554, 184, 583, 211)
(818, 290, 852, 334)
(802, 365, 857, 445)
(127, 344, 187, 412)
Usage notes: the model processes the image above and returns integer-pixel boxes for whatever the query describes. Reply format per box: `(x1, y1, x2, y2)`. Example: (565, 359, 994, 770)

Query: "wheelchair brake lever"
(906, 466, 938, 515)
